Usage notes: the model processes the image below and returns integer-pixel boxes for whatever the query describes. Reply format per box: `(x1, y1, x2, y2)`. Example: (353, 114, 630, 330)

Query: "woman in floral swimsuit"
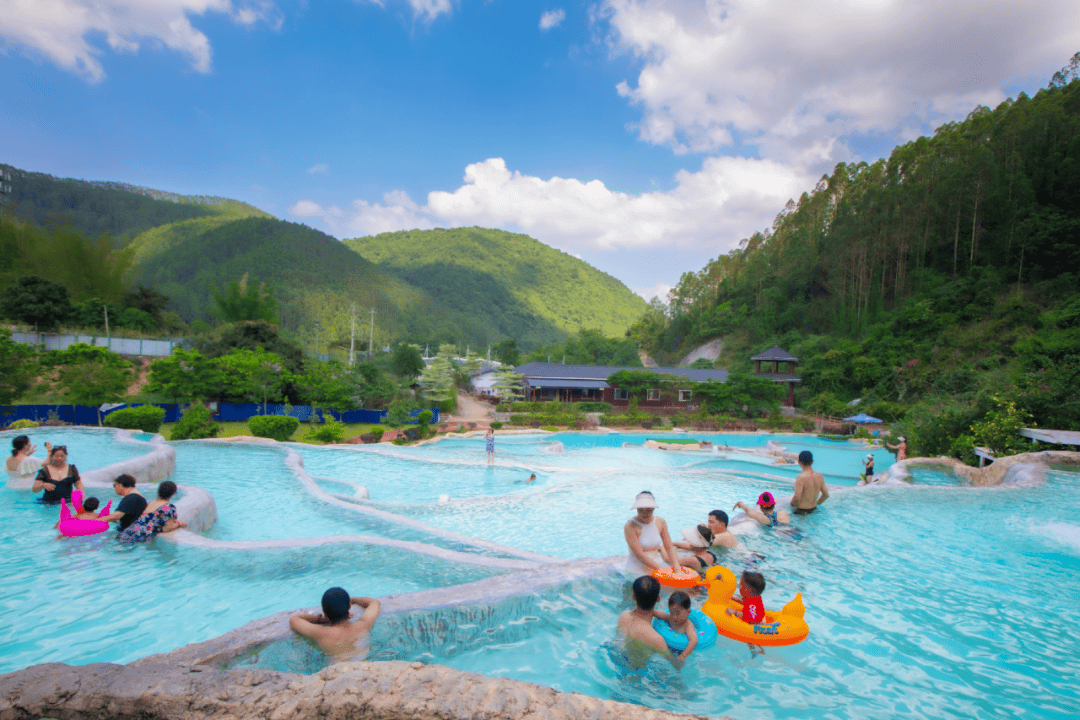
(118, 481, 187, 543)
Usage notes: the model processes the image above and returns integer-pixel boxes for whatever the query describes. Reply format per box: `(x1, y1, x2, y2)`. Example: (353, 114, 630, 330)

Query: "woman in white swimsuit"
(623, 491, 680, 575)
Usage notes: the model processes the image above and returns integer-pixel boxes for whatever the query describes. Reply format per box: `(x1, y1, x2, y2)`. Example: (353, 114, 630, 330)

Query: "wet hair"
(11, 436, 30, 456)
(668, 591, 691, 610)
(49, 445, 67, 457)
(114, 474, 137, 489)
(82, 497, 100, 513)
(157, 481, 178, 500)
(697, 524, 714, 544)
(708, 509, 729, 527)
(798, 450, 813, 465)
(632, 575, 661, 611)
(741, 571, 766, 597)
(321, 587, 351, 622)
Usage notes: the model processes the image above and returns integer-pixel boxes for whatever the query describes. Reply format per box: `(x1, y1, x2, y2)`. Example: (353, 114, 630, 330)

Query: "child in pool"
(54, 497, 102, 528)
(726, 570, 766, 624)
(652, 590, 698, 661)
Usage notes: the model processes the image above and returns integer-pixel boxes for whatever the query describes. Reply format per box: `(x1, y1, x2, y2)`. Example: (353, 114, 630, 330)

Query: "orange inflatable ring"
(699, 566, 809, 647)
(651, 565, 702, 588)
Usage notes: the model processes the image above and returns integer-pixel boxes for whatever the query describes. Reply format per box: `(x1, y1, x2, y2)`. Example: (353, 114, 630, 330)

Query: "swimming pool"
(4, 428, 1078, 719)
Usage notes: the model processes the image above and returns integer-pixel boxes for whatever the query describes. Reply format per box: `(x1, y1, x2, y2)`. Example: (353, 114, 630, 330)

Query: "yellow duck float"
(699, 565, 810, 647)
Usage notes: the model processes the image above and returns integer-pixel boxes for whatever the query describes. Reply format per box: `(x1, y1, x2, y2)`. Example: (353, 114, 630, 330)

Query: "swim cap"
(798, 450, 813, 465)
(757, 491, 776, 507)
(321, 587, 350, 622)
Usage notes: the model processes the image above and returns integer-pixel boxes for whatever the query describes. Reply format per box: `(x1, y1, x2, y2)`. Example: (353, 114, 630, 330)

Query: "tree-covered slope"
(344, 227, 648, 346)
(128, 216, 561, 351)
(0, 163, 270, 241)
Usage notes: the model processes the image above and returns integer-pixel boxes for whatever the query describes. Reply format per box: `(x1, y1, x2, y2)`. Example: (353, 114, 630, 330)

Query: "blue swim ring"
(652, 609, 717, 652)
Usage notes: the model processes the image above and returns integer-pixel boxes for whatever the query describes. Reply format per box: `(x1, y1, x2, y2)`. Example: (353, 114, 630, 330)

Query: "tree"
(122, 285, 171, 323)
(689, 358, 715, 369)
(0, 276, 72, 331)
(146, 349, 225, 403)
(215, 348, 290, 412)
(47, 345, 133, 425)
(606, 370, 668, 401)
(492, 368, 525, 401)
(494, 339, 520, 366)
(210, 273, 280, 325)
(0, 329, 36, 404)
(383, 398, 415, 429)
(418, 347, 456, 406)
(390, 343, 425, 379)
(198, 320, 304, 374)
(297, 360, 360, 410)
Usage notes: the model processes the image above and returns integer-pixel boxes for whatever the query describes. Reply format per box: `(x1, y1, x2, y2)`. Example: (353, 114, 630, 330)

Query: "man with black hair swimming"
(792, 450, 829, 515)
(290, 587, 381, 659)
(616, 575, 676, 668)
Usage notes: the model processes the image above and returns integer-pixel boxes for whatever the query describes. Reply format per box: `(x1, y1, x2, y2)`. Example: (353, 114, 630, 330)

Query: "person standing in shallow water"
(32, 445, 82, 504)
(887, 436, 908, 461)
(623, 491, 680, 575)
(485, 428, 495, 464)
(791, 450, 829, 515)
(290, 587, 381, 660)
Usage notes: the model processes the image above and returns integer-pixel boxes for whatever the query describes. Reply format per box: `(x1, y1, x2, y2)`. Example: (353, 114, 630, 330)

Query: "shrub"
(104, 405, 167, 433)
(467, 421, 477, 430)
(383, 400, 414, 429)
(9, 419, 39, 430)
(530, 420, 541, 428)
(641, 420, 654, 429)
(371, 427, 385, 441)
(490, 421, 503, 430)
(576, 402, 612, 413)
(304, 418, 345, 444)
(359, 433, 377, 444)
(248, 415, 299, 442)
(170, 405, 219, 440)
(541, 425, 559, 432)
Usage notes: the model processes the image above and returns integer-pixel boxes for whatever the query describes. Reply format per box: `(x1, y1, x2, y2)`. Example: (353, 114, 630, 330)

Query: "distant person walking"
(485, 428, 495, 464)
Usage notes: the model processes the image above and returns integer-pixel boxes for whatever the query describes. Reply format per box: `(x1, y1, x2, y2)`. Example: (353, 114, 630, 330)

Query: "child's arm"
(676, 623, 699, 661)
(652, 609, 671, 621)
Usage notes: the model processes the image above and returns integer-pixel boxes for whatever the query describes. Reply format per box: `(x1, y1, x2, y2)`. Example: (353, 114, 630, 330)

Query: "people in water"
(32, 445, 82, 504)
(792, 451, 829, 515)
(616, 575, 674, 667)
(861, 454, 875, 483)
(623, 491, 680, 575)
(734, 491, 790, 526)
(706, 509, 739, 548)
(886, 436, 908, 461)
(289, 586, 381, 659)
(118, 481, 187, 543)
(7, 436, 47, 482)
(652, 591, 698, 662)
(726, 570, 767, 655)
(485, 428, 495, 464)
(674, 525, 718, 573)
(101, 474, 147, 532)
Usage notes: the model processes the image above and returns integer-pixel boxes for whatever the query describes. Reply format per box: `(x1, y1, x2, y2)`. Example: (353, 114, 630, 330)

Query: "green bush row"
(248, 415, 299, 441)
(104, 405, 166, 433)
(170, 405, 219, 440)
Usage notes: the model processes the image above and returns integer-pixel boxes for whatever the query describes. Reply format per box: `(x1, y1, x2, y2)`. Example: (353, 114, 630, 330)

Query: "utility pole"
(104, 305, 110, 350)
(349, 304, 356, 367)
(315, 316, 321, 360)
(368, 307, 375, 360)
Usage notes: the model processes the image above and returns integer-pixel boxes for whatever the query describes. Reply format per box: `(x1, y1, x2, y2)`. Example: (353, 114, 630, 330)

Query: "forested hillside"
(345, 227, 648, 344)
(633, 65, 1080, 461)
(0, 164, 269, 241)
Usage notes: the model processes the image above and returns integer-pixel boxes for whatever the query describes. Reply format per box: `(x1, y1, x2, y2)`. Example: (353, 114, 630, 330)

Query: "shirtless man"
(616, 575, 676, 668)
(791, 450, 829, 515)
(289, 587, 381, 659)
(707, 509, 739, 548)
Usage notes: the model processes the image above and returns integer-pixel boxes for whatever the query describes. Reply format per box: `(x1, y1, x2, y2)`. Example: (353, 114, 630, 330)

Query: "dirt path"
(442, 392, 493, 424)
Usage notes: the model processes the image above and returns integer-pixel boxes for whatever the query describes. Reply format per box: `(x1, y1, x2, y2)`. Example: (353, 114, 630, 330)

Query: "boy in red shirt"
(726, 570, 767, 654)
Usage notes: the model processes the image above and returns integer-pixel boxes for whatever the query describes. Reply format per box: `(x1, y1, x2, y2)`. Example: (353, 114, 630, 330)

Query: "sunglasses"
(51, 445, 67, 453)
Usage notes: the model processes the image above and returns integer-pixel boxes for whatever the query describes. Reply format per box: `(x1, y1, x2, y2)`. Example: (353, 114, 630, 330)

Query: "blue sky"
(2, 1, 1078, 302)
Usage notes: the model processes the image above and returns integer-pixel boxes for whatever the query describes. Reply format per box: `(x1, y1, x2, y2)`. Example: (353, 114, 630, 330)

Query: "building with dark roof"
(514, 362, 729, 412)
(750, 345, 801, 407)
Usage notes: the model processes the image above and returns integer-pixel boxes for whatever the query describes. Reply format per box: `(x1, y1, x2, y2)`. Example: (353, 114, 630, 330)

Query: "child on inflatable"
(726, 570, 767, 654)
(652, 591, 699, 661)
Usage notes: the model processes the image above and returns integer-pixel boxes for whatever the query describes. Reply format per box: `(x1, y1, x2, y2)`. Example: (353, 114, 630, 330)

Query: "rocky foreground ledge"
(0, 660, 718, 720)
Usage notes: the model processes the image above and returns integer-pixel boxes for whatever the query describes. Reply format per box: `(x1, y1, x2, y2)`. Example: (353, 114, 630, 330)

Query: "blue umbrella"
(843, 413, 883, 424)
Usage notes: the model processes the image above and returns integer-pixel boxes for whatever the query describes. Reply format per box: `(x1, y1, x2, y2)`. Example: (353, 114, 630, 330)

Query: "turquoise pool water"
(0, 427, 155, 473)
(5, 428, 1078, 719)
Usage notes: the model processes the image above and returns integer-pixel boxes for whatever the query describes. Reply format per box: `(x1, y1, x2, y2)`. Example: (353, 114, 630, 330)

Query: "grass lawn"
(157, 421, 385, 444)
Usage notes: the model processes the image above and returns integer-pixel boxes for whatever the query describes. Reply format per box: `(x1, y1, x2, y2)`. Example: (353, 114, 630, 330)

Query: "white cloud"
(307, 163, 329, 174)
(635, 281, 672, 302)
(0, 0, 281, 82)
(540, 9, 566, 31)
(295, 156, 809, 263)
(362, 0, 454, 22)
(600, 0, 1080, 162)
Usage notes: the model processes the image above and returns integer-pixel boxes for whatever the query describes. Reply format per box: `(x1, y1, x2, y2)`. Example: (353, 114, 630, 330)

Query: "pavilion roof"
(750, 345, 800, 362)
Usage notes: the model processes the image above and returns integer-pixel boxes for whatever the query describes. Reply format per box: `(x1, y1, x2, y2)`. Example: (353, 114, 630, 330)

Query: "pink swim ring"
(58, 490, 111, 537)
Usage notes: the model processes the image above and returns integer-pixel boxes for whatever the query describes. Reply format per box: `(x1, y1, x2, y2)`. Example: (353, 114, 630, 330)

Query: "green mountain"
(633, 67, 1080, 461)
(344, 227, 648, 345)
(0, 163, 269, 241)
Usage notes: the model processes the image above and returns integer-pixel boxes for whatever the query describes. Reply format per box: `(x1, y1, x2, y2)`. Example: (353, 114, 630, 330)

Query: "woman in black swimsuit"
(32, 445, 82, 504)
(674, 525, 718, 573)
